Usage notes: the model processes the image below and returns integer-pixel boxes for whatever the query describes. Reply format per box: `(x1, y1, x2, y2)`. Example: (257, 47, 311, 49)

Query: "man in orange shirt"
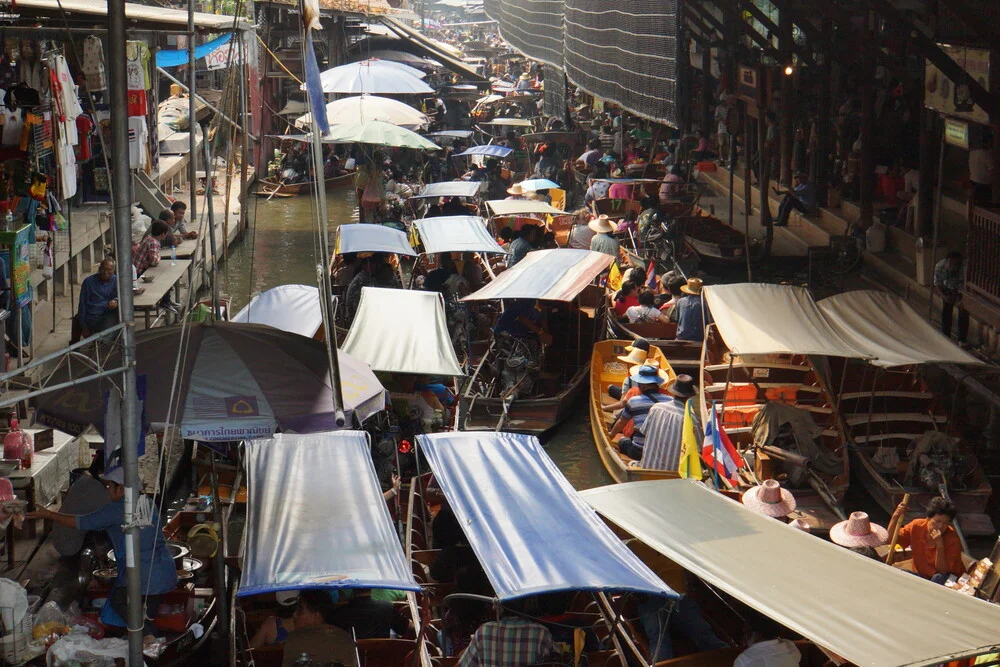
(896, 497, 965, 583)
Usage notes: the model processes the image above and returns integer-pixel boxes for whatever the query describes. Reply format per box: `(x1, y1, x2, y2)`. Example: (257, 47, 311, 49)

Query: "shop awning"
(582, 479, 1000, 667)
(410, 181, 483, 200)
(463, 248, 611, 302)
(14, 0, 251, 30)
(231, 285, 323, 339)
(417, 432, 675, 601)
(156, 33, 232, 68)
(414, 216, 507, 255)
(239, 431, 419, 597)
(486, 199, 564, 216)
(703, 283, 867, 359)
(335, 223, 416, 256)
(341, 287, 464, 376)
(817, 290, 983, 368)
(379, 16, 487, 82)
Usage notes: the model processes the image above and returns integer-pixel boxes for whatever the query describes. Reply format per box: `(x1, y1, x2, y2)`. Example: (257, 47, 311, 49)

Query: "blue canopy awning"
(156, 33, 233, 68)
(453, 144, 514, 158)
(239, 432, 420, 597)
(416, 432, 675, 601)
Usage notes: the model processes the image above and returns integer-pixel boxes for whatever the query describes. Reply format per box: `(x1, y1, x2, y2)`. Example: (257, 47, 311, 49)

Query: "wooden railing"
(967, 206, 1000, 309)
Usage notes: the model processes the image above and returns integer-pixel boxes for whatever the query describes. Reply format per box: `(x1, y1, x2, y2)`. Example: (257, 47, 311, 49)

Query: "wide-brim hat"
(665, 374, 697, 398)
(100, 467, 124, 485)
(624, 338, 650, 353)
(830, 511, 889, 548)
(519, 73, 531, 80)
(680, 277, 704, 295)
(742, 479, 797, 518)
(617, 348, 649, 365)
(507, 183, 524, 196)
(629, 364, 668, 386)
(628, 359, 663, 376)
(588, 215, 616, 233)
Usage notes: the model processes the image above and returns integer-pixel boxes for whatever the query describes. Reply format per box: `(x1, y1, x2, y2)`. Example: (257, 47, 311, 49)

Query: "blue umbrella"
(518, 178, 560, 192)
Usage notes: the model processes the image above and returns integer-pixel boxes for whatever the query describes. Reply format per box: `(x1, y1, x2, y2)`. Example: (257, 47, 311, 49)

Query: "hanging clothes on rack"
(82, 36, 107, 92)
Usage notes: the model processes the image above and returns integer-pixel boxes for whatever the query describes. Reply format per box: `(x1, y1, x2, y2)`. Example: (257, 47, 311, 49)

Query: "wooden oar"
(885, 493, 911, 566)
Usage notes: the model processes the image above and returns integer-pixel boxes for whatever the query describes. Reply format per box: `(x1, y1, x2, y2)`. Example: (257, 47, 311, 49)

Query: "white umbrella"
(294, 95, 429, 131)
(301, 59, 434, 94)
(323, 120, 441, 150)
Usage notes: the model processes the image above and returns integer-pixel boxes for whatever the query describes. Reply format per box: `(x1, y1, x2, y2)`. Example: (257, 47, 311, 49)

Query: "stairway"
(132, 170, 173, 217)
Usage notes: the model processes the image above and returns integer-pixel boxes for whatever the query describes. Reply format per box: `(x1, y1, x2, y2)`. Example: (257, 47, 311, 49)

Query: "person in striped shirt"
(611, 365, 673, 460)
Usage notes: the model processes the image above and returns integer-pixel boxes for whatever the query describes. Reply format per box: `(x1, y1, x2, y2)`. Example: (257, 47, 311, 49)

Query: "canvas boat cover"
(335, 223, 416, 256)
(341, 287, 464, 376)
(231, 285, 322, 338)
(414, 216, 507, 255)
(480, 118, 534, 127)
(817, 290, 983, 368)
(239, 432, 419, 597)
(417, 432, 675, 601)
(703, 284, 867, 359)
(410, 181, 483, 200)
(463, 248, 611, 301)
(453, 144, 514, 158)
(486, 199, 565, 216)
(583, 479, 1000, 667)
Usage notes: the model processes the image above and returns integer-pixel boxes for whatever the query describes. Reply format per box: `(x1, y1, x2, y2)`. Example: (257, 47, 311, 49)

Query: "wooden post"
(815, 24, 831, 207)
(757, 64, 773, 255)
(702, 43, 714, 137)
(918, 108, 936, 237)
(859, 12, 877, 228)
(779, 14, 794, 186)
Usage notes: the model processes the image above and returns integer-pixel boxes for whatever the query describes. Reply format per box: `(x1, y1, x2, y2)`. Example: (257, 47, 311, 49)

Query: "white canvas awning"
(486, 199, 565, 216)
(410, 181, 483, 200)
(462, 249, 611, 302)
(231, 285, 323, 338)
(414, 216, 507, 255)
(342, 287, 464, 376)
(703, 284, 867, 358)
(818, 291, 983, 368)
(335, 224, 416, 256)
(582, 479, 1000, 667)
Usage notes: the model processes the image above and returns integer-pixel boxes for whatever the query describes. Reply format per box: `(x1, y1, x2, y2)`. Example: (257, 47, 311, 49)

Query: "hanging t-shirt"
(49, 54, 83, 145)
(128, 115, 148, 168)
(58, 142, 77, 199)
(82, 36, 107, 92)
(0, 59, 16, 93)
(75, 114, 94, 161)
(125, 41, 151, 91)
(0, 108, 24, 146)
(127, 89, 147, 118)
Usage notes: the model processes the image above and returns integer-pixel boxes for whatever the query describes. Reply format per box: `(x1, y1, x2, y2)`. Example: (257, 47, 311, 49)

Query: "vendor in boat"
(895, 497, 965, 583)
(493, 299, 551, 346)
(610, 365, 674, 461)
(26, 468, 178, 638)
(507, 224, 540, 267)
(673, 278, 712, 342)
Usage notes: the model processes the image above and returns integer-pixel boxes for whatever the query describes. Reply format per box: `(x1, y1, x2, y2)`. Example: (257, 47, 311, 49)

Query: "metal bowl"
(181, 557, 203, 573)
(92, 568, 118, 586)
(107, 541, 189, 565)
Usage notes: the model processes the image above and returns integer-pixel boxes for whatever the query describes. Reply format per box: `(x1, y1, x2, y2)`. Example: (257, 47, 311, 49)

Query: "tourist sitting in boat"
(624, 374, 700, 470)
(588, 214, 619, 256)
(507, 224, 540, 266)
(498, 226, 515, 251)
(493, 299, 551, 346)
(27, 467, 178, 638)
(636, 576, 727, 662)
(249, 590, 298, 650)
(576, 138, 603, 169)
(566, 208, 596, 249)
(424, 254, 460, 293)
(584, 164, 611, 205)
(457, 598, 555, 666)
(610, 365, 674, 460)
(603, 340, 653, 403)
(282, 589, 359, 667)
(659, 164, 686, 205)
(734, 610, 802, 667)
(657, 275, 686, 313)
(457, 252, 486, 292)
(170, 201, 198, 240)
(830, 511, 888, 560)
(505, 183, 526, 200)
(773, 171, 818, 227)
(625, 290, 671, 324)
(673, 278, 712, 342)
(742, 479, 797, 521)
(612, 280, 639, 318)
(895, 497, 965, 583)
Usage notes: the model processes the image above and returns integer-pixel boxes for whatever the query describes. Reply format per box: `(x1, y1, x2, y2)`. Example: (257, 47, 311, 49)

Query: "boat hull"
(254, 172, 354, 197)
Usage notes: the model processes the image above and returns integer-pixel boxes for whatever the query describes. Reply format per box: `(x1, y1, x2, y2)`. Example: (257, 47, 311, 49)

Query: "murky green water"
(219, 188, 611, 490)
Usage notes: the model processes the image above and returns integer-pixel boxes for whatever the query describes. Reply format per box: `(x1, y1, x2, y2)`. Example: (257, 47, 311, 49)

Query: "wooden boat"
(829, 358, 993, 531)
(606, 309, 703, 376)
(253, 171, 354, 197)
(676, 211, 747, 266)
(590, 339, 682, 483)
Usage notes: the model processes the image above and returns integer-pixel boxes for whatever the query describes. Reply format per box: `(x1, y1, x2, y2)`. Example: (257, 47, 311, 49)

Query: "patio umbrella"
(518, 178, 560, 191)
(294, 95, 429, 131)
(33, 323, 387, 441)
(301, 60, 433, 94)
(322, 120, 441, 150)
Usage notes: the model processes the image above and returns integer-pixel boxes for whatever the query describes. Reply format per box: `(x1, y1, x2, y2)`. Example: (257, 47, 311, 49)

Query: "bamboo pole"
(885, 493, 911, 565)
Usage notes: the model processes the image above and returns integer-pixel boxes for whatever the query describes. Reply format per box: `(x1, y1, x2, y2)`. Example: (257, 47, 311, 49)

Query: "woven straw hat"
(742, 479, 797, 518)
(830, 512, 888, 548)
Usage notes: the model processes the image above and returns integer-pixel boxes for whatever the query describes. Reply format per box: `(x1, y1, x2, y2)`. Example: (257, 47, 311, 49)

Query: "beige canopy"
(582, 479, 1000, 667)
(486, 199, 566, 216)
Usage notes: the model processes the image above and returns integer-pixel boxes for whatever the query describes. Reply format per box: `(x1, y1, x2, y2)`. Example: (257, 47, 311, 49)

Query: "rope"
(256, 33, 304, 85)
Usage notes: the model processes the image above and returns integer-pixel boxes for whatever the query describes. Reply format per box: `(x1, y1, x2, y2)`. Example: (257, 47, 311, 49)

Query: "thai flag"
(702, 403, 745, 485)
(645, 261, 656, 290)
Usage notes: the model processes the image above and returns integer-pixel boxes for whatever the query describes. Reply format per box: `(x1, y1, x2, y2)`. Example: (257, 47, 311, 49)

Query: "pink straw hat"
(829, 511, 888, 548)
(741, 479, 797, 518)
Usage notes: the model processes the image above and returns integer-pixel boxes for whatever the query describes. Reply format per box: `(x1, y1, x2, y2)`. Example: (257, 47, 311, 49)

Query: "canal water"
(220, 189, 612, 490)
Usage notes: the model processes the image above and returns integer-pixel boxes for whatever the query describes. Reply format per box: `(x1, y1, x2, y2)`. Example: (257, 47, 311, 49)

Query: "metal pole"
(108, 0, 144, 663)
(239, 36, 250, 234)
(928, 126, 945, 323)
(209, 453, 229, 642)
(188, 1, 198, 235)
(202, 139, 221, 319)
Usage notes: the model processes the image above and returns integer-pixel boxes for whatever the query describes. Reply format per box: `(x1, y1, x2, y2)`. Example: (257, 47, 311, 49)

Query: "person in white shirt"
(733, 612, 801, 667)
(624, 290, 670, 324)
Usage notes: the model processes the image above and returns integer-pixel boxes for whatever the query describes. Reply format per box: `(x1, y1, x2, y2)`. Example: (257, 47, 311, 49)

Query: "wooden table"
(134, 259, 192, 328)
(172, 238, 198, 259)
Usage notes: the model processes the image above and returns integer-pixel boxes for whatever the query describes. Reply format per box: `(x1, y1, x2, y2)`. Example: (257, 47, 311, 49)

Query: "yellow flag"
(678, 399, 703, 479)
(607, 262, 623, 292)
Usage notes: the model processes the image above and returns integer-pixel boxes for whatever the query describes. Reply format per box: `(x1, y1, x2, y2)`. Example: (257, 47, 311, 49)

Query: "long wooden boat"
(590, 339, 682, 483)
(253, 171, 354, 197)
(829, 358, 993, 531)
(700, 334, 851, 531)
(605, 308, 703, 376)
(676, 211, 747, 266)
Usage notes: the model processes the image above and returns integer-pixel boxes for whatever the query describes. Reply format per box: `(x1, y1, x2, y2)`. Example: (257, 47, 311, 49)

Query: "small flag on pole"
(678, 399, 703, 479)
(645, 261, 657, 290)
(702, 403, 745, 485)
(607, 262, 623, 291)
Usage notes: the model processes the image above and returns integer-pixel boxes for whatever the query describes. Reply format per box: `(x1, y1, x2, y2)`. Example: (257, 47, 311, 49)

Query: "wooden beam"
(867, 0, 994, 117)
(935, 0, 1000, 56)
(686, 1, 727, 39)
(713, 0, 773, 51)
(683, 12, 718, 44)
(731, 0, 816, 67)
